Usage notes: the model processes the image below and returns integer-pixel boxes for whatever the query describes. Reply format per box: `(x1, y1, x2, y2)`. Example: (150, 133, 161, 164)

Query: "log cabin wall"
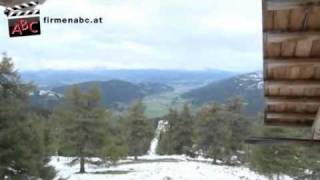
(263, 0, 320, 126)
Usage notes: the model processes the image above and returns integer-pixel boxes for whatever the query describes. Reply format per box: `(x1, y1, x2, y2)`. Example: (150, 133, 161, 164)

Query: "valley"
(28, 71, 265, 117)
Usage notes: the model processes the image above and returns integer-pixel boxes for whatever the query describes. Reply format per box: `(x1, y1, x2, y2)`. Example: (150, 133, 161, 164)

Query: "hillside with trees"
(182, 72, 264, 115)
(29, 80, 174, 112)
(158, 97, 252, 165)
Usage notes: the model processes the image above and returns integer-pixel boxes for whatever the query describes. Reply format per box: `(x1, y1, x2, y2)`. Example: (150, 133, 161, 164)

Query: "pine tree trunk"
(79, 146, 85, 173)
(312, 171, 316, 180)
(226, 156, 231, 165)
(80, 156, 85, 173)
(134, 156, 138, 160)
(212, 157, 217, 164)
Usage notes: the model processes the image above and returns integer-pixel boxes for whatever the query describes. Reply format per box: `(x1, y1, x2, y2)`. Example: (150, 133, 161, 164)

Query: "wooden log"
(265, 80, 320, 85)
(265, 58, 320, 80)
(289, 7, 307, 31)
(265, 42, 281, 58)
(266, 0, 320, 11)
(267, 32, 320, 43)
(264, 10, 274, 31)
(311, 40, 320, 57)
(281, 40, 297, 57)
(296, 39, 313, 57)
(265, 96, 320, 114)
(265, 112, 315, 126)
(266, 103, 319, 114)
(266, 97, 320, 114)
(307, 6, 320, 30)
(266, 96, 320, 104)
(266, 58, 320, 65)
(274, 10, 291, 31)
(265, 80, 320, 97)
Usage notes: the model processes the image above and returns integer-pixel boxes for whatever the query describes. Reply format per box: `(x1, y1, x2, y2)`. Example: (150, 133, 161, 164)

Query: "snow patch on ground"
(237, 72, 263, 90)
(49, 155, 289, 180)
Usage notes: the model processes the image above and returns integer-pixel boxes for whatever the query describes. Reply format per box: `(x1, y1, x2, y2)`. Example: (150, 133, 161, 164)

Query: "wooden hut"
(263, 0, 320, 128)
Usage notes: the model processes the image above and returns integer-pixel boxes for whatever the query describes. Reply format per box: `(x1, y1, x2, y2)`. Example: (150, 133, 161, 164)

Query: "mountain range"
(22, 69, 236, 89)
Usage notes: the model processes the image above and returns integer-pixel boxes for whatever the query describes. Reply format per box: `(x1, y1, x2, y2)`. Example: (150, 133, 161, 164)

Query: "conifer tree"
(170, 104, 194, 154)
(224, 97, 252, 164)
(101, 116, 128, 164)
(124, 100, 153, 160)
(0, 54, 55, 179)
(157, 108, 179, 155)
(249, 127, 303, 179)
(225, 96, 245, 113)
(194, 103, 231, 163)
(161, 104, 194, 154)
(51, 85, 110, 173)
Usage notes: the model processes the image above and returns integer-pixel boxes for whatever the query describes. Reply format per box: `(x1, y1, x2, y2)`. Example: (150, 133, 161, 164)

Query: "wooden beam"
(265, 119, 314, 127)
(265, 58, 320, 68)
(266, 32, 320, 43)
(266, 112, 315, 119)
(265, 80, 320, 86)
(266, 58, 320, 61)
(266, 97, 320, 104)
(266, 58, 320, 63)
(266, 97, 320, 114)
(264, 59, 320, 80)
(265, 0, 320, 10)
(265, 80, 320, 97)
(265, 112, 315, 126)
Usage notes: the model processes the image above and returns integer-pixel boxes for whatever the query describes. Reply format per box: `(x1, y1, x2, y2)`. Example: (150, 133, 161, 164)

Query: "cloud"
(0, 0, 263, 72)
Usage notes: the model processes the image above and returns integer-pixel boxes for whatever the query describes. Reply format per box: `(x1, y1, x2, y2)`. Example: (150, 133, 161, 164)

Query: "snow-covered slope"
(148, 120, 168, 156)
(236, 72, 263, 90)
(48, 120, 291, 180)
(49, 155, 283, 180)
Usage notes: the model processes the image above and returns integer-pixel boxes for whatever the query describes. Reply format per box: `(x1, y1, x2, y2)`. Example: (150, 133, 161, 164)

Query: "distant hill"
(21, 69, 237, 89)
(30, 80, 174, 111)
(54, 80, 174, 107)
(29, 90, 63, 112)
(182, 72, 264, 115)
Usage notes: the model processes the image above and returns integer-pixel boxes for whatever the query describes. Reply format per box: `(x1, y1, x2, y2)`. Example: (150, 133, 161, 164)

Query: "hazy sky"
(0, 0, 263, 72)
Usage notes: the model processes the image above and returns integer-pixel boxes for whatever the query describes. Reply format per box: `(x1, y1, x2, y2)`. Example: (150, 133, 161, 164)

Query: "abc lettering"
(11, 19, 39, 35)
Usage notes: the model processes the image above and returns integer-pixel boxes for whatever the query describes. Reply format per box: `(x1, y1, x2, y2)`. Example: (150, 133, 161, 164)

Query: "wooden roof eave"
(266, 0, 320, 11)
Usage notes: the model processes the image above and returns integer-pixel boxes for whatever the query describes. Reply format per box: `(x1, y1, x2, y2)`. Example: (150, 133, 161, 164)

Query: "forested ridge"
(30, 80, 174, 112)
(183, 72, 264, 115)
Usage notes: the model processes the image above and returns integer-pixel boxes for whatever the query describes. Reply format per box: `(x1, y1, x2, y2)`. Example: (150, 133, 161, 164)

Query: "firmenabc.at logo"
(4, 1, 41, 37)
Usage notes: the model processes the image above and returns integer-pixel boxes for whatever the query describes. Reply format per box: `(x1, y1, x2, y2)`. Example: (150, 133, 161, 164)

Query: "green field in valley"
(143, 84, 198, 118)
